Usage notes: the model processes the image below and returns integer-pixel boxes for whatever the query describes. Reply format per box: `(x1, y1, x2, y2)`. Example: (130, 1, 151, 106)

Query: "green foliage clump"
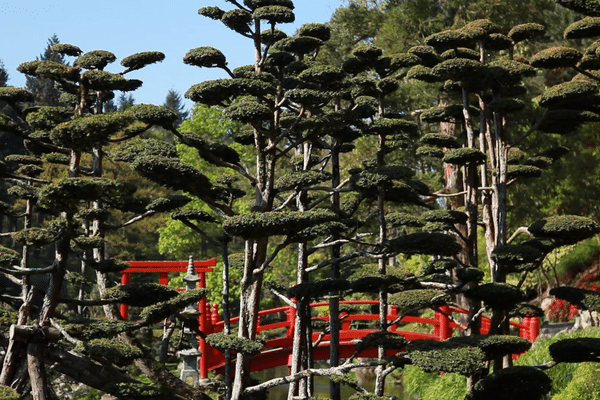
(297, 23, 331, 41)
(407, 338, 486, 375)
(420, 133, 460, 148)
(425, 30, 472, 51)
(107, 382, 172, 400)
(465, 283, 527, 310)
(506, 165, 542, 179)
(127, 104, 178, 129)
(550, 286, 600, 312)
(140, 288, 209, 324)
(184, 47, 227, 69)
(131, 156, 216, 198)
(26, 106, 72, 130)
(38, 177, 135, 211)
(59, 318, 135, 340)
(223, 209, 337, 239)
(102, 283, 179, 307)
(529, 215, 600, 244)
(432, 58, 483, 81)
(50, 43, 82, 56)
(276, 170, 332, 190)
(564, 16, 600, 39)
(271, 36, 323, 55)
(146, 195, 191, 212)
(465, 366, 552, 400)
(407, 65, 440, 83)
(389, 289, 450, 308)
(420, 104, 475, 123)
(120, 51, 165, 71)
(491, 244, 543, 270)
(557, 0, 600, 16)
(75, 338, 143, 366)
(51, 113, 134, 149)
(71, 236, 104, 250)
(110, 138, 177, 162)
(252, 5, 295, 24)
(74, 50, 116, 70)
(442, 148, 487, 165)
(225, 98, 272, 123)
(538, 80, 598, 108)
(456, 267, 485, 283)
(17, 60, 80, 81)
(171, 209, 216, 223)
(287, 278, 350, 300)
(356, 331, 408, 353)
(12, 228, 55, 247)
(0, 386, 20, 400)
(82, 70, 138, 91)
(386, 232, 462, 256)
(0, 86, 34, 103)
(421, 209, 468, 224)
(206, 333, 263, 354)
(549, 337, 600, 362)
(508, 23, 546, 43)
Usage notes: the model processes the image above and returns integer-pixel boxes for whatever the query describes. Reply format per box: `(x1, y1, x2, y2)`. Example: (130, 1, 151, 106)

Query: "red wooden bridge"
(121, 260, 541, 378)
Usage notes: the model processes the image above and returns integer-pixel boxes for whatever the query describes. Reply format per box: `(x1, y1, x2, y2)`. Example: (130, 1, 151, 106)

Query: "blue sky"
(0, 1, 343, 108)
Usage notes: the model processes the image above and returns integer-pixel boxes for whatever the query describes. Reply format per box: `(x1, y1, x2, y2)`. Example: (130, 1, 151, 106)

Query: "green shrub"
(516, 327, 600, 397)
(552, 363, 600, 400)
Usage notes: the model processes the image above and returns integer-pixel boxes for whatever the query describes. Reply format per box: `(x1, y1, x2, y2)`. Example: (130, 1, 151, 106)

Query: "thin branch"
(268, 287, 296, 308)
(511, 108, 549, 147)
(273, 191, 298, 212)
(4, 174, 52, 185)
(254, 239, 292, 275)
(50, 318, 82, 345)
(306, 251, 365, 273)
(58, 297, 117, 306)
(176, 219, 221, 248)
(104, 210, 156, 229)
(507, 226, 530, 243)
(308, 177, 351, 209)
(243, 360, 382, 395)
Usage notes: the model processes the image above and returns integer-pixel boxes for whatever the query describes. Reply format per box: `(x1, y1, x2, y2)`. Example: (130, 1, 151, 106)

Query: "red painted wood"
(202, 300, 541, 374)
(117, 264, 541, 376)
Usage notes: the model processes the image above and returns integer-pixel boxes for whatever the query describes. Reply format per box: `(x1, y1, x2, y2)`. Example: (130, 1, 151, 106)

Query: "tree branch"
(243, 360, 382, 395)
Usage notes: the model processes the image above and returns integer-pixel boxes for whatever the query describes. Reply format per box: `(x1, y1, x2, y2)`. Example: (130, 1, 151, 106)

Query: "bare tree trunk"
(27, 344, 52, 400)
(329, 138, 341, 400)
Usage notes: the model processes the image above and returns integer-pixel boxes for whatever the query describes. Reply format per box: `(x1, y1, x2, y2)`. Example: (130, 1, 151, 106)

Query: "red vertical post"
(286, 303, 295, 338)
(520, 316, 529, 340)
(390, 306, 398, 332)
(120, 272, 130, 320)
(435, 306, 451, 340)
(530, 315, 540, 342)
(158, 272, 169, 286)
(198, 271, 208, 378)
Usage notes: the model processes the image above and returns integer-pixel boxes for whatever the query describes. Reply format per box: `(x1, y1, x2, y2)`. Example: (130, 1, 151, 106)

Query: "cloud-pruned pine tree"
(0, 44, 218, 400)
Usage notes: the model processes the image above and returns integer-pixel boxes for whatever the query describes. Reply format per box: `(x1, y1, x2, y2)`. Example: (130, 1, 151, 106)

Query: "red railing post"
(286, 303, 295, 338)
(119, 272, 130, 320)
(434, 305, 451, 340)
(390, 306, 398, 332)
(521, 316, 531, 341)
(529, 315, 540, 341)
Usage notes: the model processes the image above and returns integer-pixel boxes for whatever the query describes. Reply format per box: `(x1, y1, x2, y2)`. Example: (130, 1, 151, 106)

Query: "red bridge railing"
(200, 300, 540, 377)
(119, 261, 540, 378)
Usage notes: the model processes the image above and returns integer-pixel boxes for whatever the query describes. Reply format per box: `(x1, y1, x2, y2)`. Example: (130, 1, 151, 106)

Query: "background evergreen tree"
(25, 34, 65, 106)
(162, 89, 189, 127)
(116, 92, 135, 111)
